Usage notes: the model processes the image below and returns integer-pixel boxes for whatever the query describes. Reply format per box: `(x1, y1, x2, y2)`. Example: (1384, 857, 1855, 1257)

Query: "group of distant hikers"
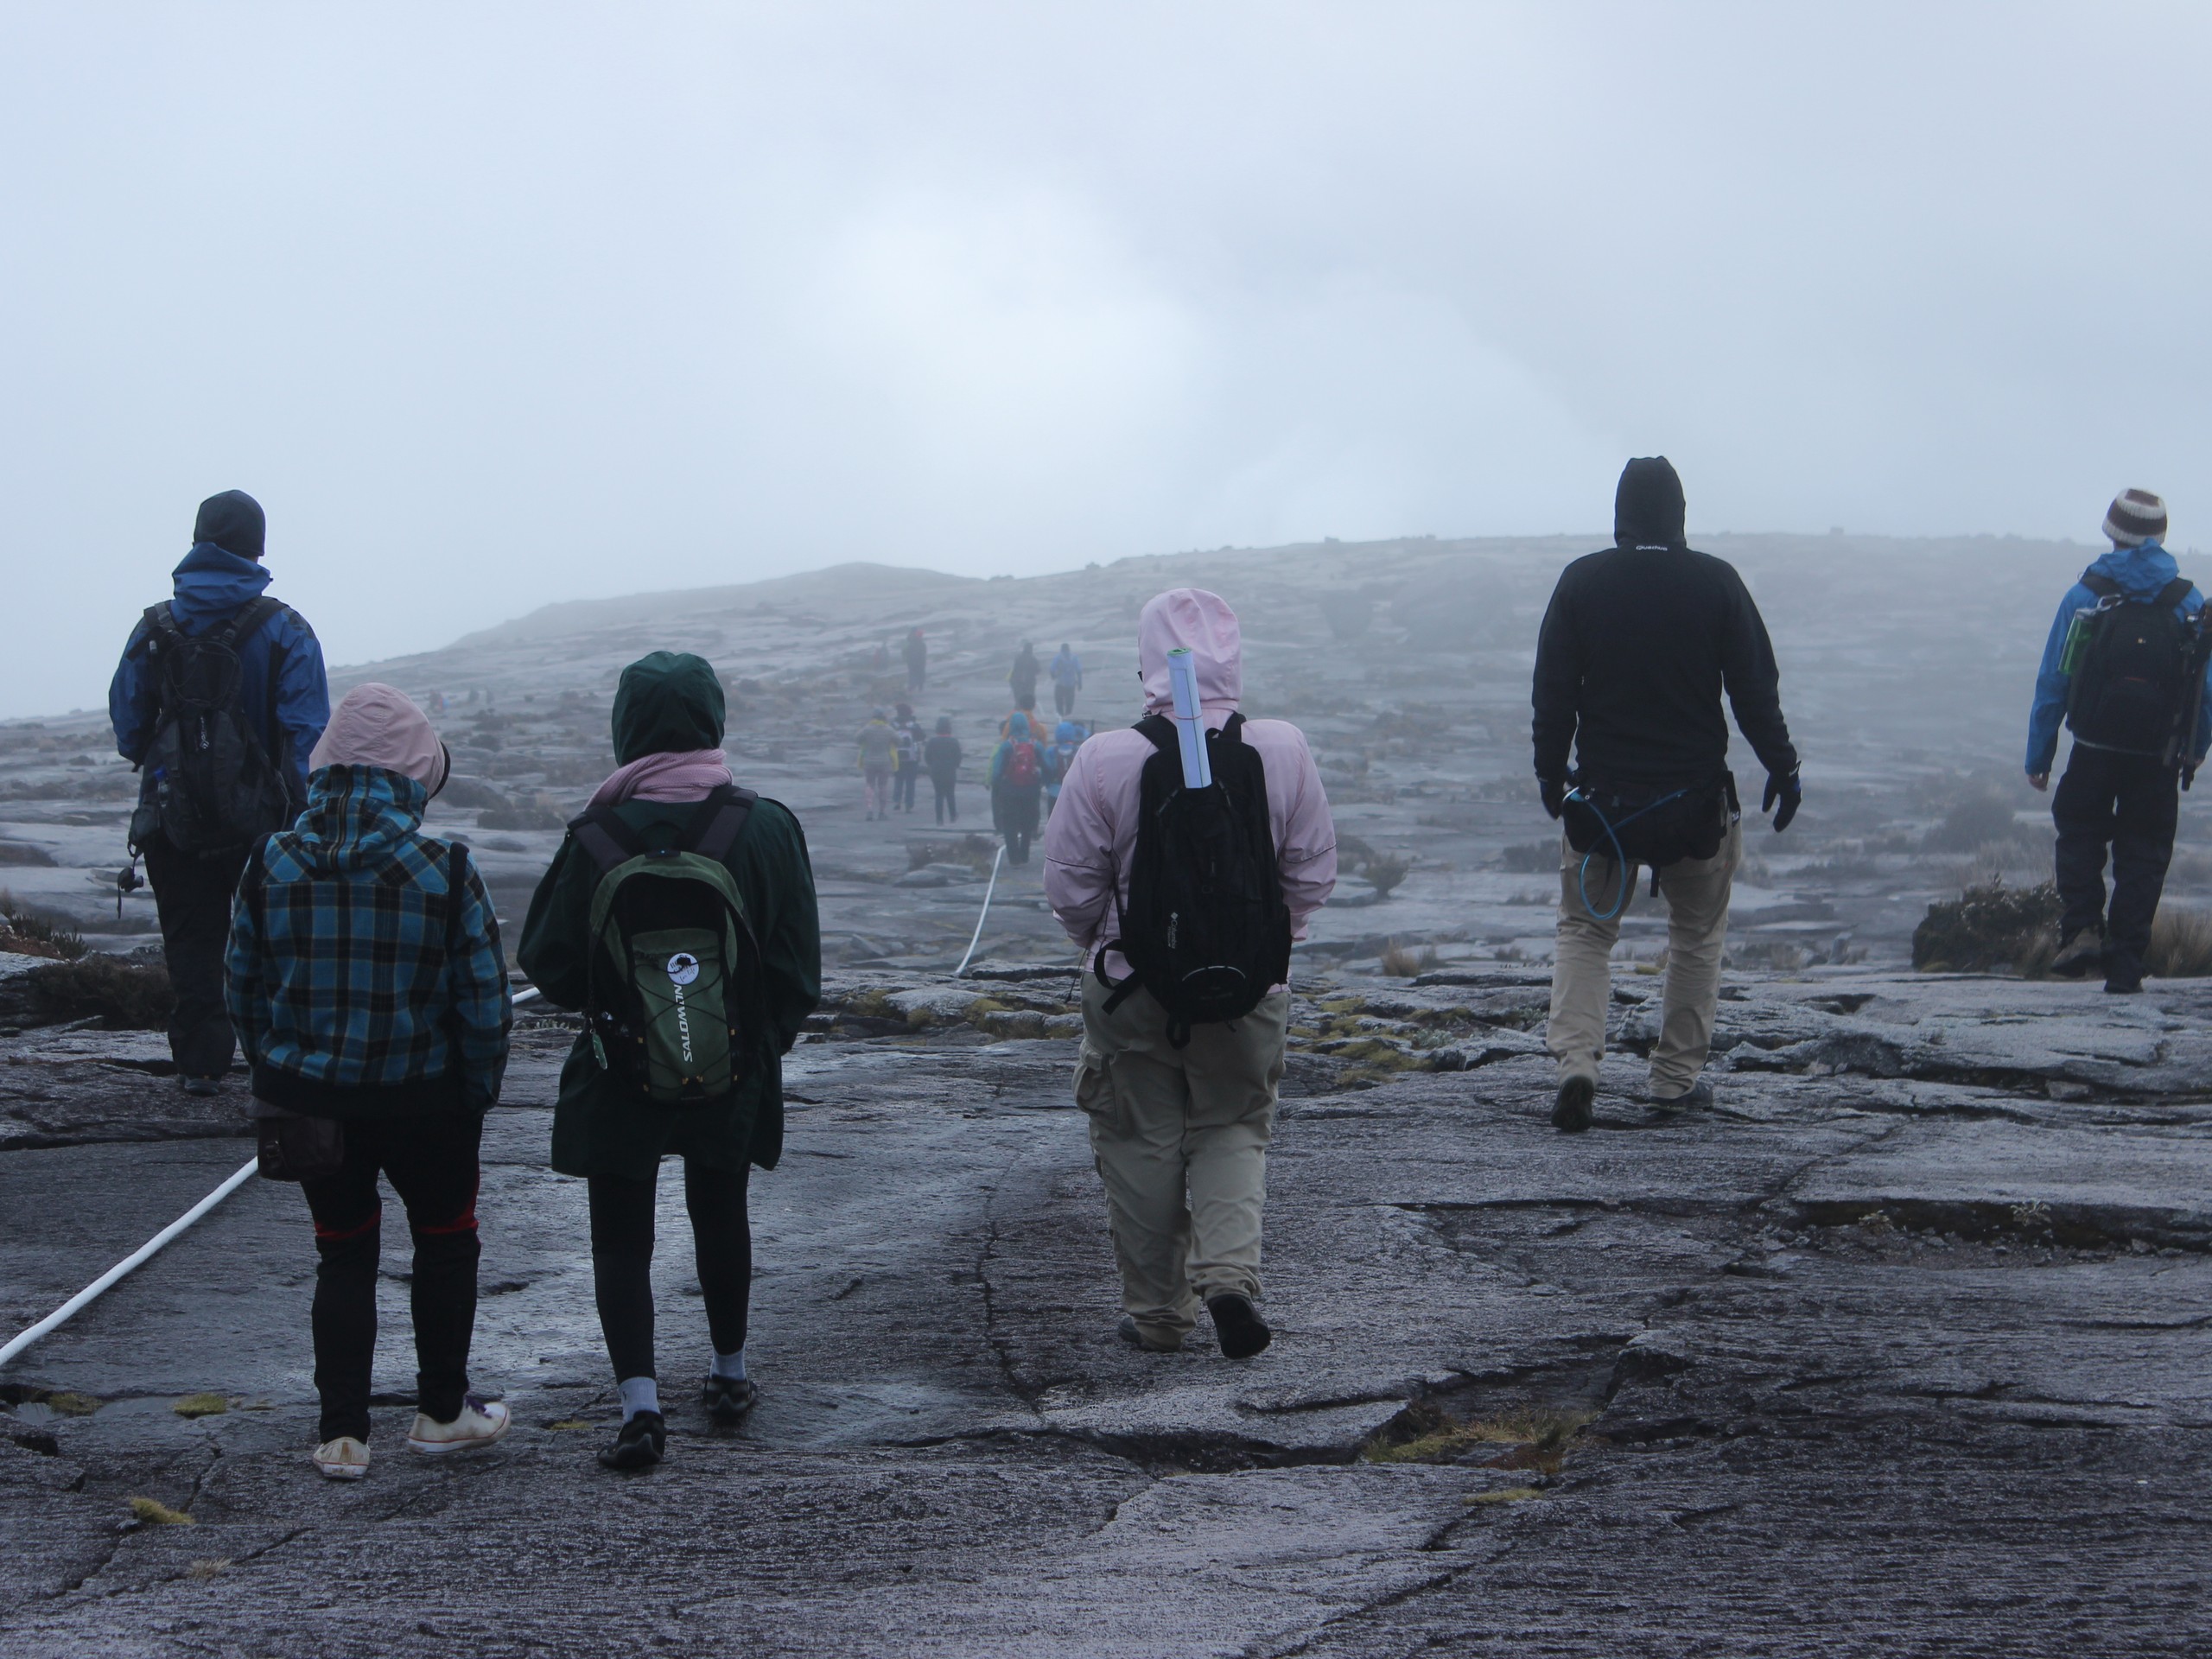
(101, 463, 2203, 1482)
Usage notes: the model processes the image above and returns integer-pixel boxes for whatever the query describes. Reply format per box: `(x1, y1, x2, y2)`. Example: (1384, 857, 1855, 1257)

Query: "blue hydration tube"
(1565, 785, 1688, 922)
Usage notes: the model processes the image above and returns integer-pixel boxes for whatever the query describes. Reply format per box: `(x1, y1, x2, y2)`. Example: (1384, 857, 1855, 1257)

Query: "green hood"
(612, 652, 726, 765)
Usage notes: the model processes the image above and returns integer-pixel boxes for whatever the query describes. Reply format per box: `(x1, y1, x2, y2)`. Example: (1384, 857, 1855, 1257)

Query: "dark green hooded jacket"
(517, 652, 821, 1179)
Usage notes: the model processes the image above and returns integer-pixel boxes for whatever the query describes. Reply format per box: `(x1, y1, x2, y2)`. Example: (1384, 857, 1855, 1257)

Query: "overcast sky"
(3, 3, 2209, 716)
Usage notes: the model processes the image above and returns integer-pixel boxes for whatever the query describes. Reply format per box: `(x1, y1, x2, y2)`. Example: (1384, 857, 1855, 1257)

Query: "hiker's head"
(895, 702, 912, 719)
(194, 490, 265, 562)
(1056, 720, 1083, 744)
(869, 707, 887, 722)
(1138, 588, 1241, 716)
(611, 652, 725, 765)
(1613, 457, 1687, 549)
(1008, 710, 1033, 740)
(935, 715, 952, 734)
(2105, 488, 2169, 549)
(309, 683, 451, 796)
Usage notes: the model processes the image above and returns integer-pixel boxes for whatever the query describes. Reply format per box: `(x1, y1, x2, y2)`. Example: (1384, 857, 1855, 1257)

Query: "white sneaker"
(406, 1395, 511, 1455)
(312, 1436, 371, 1480)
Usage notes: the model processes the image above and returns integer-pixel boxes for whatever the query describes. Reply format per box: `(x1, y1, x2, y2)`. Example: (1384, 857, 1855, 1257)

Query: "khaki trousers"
(1548, 819, 1741, 1098)
(1075, 976, 1288, 1343)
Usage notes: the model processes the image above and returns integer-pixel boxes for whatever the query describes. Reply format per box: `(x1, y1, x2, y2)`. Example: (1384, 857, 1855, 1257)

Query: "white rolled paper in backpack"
(1166, 647, 1212, 789)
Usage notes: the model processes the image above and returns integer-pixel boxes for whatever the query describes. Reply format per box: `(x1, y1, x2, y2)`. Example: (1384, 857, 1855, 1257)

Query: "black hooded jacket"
(1531, 458, 1798, 790)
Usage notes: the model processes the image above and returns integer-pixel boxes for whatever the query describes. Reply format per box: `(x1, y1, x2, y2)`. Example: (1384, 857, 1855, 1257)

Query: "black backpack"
(2066, 573, 2202, 758)
(1097, 713, 1292, 1046)
(569, 785, 767, 1106)
(132, 597, 296, 855)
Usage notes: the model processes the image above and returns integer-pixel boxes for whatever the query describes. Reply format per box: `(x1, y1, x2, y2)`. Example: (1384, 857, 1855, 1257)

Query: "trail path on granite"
(4, 966, 2210, 1656)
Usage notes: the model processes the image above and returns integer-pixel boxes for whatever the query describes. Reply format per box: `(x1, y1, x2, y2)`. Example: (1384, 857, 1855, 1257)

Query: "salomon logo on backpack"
(2066, 573, 2202, 758)
(1097, 713, 1292, 1045)
(133, 597, 295, 855)
(1006, 741, 1041, 787)
(572, 785, 765, 1106)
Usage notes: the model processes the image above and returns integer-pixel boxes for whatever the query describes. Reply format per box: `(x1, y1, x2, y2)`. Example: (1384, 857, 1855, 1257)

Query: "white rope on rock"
(954, 843, 1007, 978)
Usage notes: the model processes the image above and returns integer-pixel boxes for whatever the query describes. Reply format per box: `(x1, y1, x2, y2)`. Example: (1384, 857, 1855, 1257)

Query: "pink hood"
(1139, 588, 1242, 723)
(309, 683, 449, 792)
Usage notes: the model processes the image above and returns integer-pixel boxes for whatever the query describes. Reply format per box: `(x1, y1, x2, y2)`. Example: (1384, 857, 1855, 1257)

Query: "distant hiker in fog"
(857, 708, 899, 821)
(1533, 456, 1800, 1134)
(2027, 489, 2211, 994)
(518, 652, 821, 1472)
(925, 715, 963, 823)
(990, 710, 1046, 864)
(1050, 643, 1084, 717)
(1043, 589, 1336, 1359)
(110, 490, 330, 1096)
(903, 627, 927, 695)
(1009, 641, 1040, 712)
(224, 683, 512, 1481)
(892, 702, 923, 814)
(1044, 718, 1084, 818)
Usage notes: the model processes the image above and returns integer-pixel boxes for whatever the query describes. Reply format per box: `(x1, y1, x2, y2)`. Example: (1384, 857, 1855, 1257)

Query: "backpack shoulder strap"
(212, 595, 286, 650)
(1133, 714, 1177, 755)
(2081, 571, 2121, 599)
(2156, 578, 2195, 612)
(142, 602, 181, 642)
(687, 785, 759, 862)
(569, 804, 645, 876)
(1218, 711, 1246, 744)
(443, 842, 471, 957)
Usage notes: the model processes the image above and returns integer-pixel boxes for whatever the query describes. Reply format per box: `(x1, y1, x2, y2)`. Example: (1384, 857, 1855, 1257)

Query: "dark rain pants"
(301, 1109, 484, 1443)
(2052, 746, 2180, 967)
(588, 1161, 753, 1382)
(895, 766, 919, 811)
(143, 836, 251, 1081)
(995, 782, 1041, 865)
(931, 772, 959, 823)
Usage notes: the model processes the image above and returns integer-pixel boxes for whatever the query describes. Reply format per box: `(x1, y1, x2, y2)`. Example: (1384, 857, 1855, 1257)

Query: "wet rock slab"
(2, 967, 2209, 1656)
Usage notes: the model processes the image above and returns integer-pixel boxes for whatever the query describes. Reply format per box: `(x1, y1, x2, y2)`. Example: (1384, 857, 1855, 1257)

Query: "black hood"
(194, 490, 266, 562)
(1613, 457, 1686, 548)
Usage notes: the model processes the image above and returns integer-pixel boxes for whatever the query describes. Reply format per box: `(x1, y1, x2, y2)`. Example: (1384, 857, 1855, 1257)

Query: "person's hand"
(1763, 769, 1802, 832)
(2186, 765, 2198, 794)
(1540, 777, 1567, 820)
(2027, 772, 2049, 792)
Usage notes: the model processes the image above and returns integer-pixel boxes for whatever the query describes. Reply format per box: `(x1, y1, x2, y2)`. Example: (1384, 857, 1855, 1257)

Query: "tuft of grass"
(187, 1558, 232, 1580)
(547, 1419, 592, 1432)
(43, 1391, 100, 1417)
(1379, 940, 1440, 978)
(1363, 852, 1411, 898)
(22, 954, 174, 1028)
(1498, 842, 1556, 874)
(173, 1393, 228, 1419)
(1466, 1486, 1545, 1505)
(129, 1497, 194, 1526)
(0, 889, 86, 961)
(1858, 1210, 1897, 1235)
(2146, 906, 2212, 978)
(1364, 1406, 1591, 1471)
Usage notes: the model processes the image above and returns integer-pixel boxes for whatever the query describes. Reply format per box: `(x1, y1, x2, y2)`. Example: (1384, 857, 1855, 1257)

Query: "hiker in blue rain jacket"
(109, 491, 329, 1091)
(2026, 489, 2212, 992)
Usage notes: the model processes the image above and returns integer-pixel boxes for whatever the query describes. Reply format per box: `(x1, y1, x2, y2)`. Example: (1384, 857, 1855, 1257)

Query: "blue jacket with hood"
(110, 543, 331, 804)
(2026, 541, 2212, 775)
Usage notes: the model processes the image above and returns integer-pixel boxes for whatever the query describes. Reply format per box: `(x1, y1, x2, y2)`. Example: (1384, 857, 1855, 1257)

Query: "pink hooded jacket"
(1042, 588, 1337, 986)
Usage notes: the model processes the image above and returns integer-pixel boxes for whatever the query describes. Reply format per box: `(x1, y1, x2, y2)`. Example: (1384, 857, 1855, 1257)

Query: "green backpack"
(571, 785, 764, 1106)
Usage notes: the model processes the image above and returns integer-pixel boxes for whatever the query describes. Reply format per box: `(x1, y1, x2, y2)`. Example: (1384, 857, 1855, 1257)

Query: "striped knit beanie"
(2103, 488, 2168, 548)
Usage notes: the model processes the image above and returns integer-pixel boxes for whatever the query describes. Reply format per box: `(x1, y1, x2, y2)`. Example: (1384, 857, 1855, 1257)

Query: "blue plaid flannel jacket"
(226, 765, 511, 1112)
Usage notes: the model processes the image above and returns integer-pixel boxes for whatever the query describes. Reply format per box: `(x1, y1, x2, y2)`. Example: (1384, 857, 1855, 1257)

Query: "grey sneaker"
(1116, 1314, 1184, 1353)
(1650, 1078, 1714, 1114)
(179, 1075, 220, 1098)
(2050, 927, 2104, 980)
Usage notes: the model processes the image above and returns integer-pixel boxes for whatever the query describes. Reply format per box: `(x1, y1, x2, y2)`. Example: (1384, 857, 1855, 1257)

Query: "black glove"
(1763, 769, 1802, 833)
(2186, 764, 2198, 794)
(1540, 777, 1567, 821)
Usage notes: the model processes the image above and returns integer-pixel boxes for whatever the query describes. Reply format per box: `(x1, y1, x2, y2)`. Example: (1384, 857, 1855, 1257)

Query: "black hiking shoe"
(702, 1376, 757, 1426)
(598, 1411, 665, 1471)
(2050, 927, 2105, 979)
(1650, 1078, 1713, 1115)
(1206, 1294, 1272, 1360)
(2105, 953, 2145, 995)
(1551, 1074, 1596, 1133)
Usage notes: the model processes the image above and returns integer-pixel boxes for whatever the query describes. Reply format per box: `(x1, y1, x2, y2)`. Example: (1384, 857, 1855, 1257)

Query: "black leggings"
(588, 1161, 752, 1382)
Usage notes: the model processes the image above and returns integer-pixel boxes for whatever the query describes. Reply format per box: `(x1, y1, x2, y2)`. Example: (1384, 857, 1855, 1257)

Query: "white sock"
(617, 1376, 660, 1421)
(711, 1348, 747, 1382)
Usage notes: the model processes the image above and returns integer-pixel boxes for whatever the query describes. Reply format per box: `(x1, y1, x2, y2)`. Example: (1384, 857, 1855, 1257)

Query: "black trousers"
(931, 773, 958, 823)
(2052, 747, 2180, 964)
(995, 784, 1040, 865)
(143, 836, 251, 1081)
(895, 766, 919, 810)
(588, 1160, 753, 1383)
(1054, 683, 1077, 716)
(301, 1110, 484, 1443)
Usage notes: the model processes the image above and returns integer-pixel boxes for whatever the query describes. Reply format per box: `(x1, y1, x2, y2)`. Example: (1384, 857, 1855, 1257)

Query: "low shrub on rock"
(1911, 878, 2061, 973)
(20, 954, 174, 1028)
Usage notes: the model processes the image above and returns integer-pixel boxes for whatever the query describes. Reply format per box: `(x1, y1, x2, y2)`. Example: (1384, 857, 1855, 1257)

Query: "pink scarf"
(588, 747, 734, 808)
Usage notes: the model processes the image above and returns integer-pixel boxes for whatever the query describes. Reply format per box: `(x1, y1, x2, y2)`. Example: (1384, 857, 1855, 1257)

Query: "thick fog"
(2, 2, 2209, 717)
